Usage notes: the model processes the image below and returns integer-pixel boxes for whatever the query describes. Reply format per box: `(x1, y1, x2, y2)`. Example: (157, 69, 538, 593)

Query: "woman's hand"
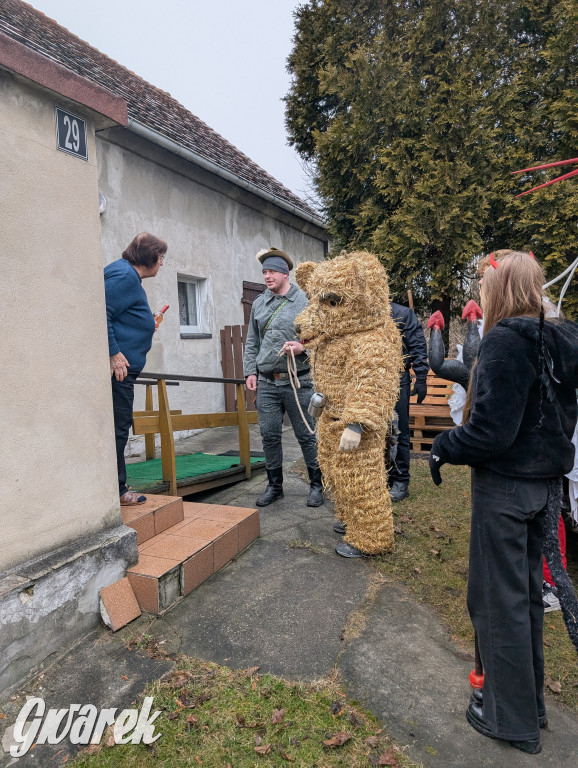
(110, 352, 130, 381)
(282, 340, 304, 356)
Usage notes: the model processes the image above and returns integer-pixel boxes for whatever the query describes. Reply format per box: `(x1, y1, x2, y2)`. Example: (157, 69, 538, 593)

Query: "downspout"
(126, 118, 325, 230)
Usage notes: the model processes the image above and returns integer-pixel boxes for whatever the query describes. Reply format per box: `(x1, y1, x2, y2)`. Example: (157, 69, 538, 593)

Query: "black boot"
(306, 465, 324, 507)
(256, 467, 284, 507)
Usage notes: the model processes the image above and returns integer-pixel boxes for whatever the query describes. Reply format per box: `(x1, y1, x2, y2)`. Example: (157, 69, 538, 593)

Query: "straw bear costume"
(295, 252, 403, 554)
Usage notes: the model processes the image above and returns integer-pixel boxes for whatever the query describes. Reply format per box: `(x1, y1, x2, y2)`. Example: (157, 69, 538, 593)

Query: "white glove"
(339, 427, 361, 451)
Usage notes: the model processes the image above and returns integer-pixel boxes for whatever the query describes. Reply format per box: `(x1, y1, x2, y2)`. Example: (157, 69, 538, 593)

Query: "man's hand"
(282, 340, 304, 356)
(411, 377, 428, 404)
(110, 352, 130, 381)
(245, 375, 257, 391)
(339, 427, 361, 451)
(428, 451, 444, 486)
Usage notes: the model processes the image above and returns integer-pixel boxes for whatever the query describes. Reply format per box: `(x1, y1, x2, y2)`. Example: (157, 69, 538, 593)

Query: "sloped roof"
(0, 0, 322, 222)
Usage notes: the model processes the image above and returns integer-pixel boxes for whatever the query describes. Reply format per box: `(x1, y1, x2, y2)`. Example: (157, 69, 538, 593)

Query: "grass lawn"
(374, 459, 578, 712)
(72, 658, 420, 768)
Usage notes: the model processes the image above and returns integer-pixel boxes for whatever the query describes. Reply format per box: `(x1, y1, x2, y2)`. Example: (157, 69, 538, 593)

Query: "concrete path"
(2, 426, 577, 767)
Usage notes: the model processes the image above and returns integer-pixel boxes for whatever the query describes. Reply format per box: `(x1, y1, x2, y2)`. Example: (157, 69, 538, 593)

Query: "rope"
(279, 346, 317, 435)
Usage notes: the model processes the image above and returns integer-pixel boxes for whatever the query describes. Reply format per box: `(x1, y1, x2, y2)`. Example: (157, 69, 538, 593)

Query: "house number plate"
(55, 108, 88, 160)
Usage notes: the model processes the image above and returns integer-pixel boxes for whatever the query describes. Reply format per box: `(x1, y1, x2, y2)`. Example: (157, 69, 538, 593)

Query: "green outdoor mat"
(126, 452, 265, 491)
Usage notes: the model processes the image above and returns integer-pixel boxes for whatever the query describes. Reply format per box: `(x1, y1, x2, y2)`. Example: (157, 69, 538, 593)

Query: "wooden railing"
(132, 373, 258, 496)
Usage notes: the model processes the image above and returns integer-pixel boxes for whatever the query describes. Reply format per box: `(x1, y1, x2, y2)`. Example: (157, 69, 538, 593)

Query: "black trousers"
(111, 369, 140, 496)
(390, 373, 410, 484)
(468, 467, 548, 741)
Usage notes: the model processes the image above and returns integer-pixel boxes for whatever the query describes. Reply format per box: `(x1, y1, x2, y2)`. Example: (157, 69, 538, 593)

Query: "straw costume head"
(295, 251, 403, 554)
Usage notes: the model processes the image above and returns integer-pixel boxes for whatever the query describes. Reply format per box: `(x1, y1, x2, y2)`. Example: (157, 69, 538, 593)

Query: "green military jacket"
(243, 284, 309, 382)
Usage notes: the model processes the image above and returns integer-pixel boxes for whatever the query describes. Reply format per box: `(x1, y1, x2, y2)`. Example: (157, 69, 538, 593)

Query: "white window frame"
(177, 274, 205, 334)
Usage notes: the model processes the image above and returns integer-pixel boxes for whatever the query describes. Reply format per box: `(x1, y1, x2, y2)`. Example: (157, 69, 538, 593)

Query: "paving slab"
(153, 537, 368, 680)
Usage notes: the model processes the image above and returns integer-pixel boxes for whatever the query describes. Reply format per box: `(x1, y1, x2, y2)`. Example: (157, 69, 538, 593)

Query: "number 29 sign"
(55, 107, 88, 160)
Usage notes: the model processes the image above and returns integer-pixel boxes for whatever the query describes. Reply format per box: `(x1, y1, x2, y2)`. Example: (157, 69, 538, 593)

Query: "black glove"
(429, 450, 445, 486)
(411, 377, 428, 404)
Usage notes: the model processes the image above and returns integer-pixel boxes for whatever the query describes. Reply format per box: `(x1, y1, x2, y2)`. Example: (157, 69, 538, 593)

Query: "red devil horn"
(427, 310, 445, 331)
(462, 300, 483, 322)
(489, 253, 499, 269)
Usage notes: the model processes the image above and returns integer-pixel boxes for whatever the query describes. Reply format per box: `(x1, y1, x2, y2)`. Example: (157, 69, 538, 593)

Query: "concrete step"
(126, 502, 259, 615)
(121, 494, 184, 545)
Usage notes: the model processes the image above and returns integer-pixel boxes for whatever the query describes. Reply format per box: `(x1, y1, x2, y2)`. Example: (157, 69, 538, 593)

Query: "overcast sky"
(26, 0, 317, 205)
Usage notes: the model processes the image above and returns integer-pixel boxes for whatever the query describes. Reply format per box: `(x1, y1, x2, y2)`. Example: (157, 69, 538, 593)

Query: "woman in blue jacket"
(429, 250, 578, 754)
(104, 233, 167, 505)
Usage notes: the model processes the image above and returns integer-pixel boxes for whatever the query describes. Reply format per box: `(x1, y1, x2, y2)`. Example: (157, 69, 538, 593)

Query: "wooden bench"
(409, 370, 454, 452)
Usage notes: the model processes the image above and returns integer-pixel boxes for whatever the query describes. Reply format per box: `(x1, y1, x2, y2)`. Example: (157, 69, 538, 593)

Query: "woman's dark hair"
(122, 233, 167, 268)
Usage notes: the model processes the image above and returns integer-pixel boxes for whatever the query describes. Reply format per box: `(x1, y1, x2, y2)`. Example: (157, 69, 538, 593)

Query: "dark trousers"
(468, 467, 548, 740)
(390, 374, 410, 484)
(111, 369, 140, 496)
(256, 376, 318, 470)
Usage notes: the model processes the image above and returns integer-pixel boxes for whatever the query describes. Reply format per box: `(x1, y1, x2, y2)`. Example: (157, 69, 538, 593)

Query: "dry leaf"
(251, 680, 257, 691)
(323, 731, 352, 747)
(365, 736, 379, 748)
(278, 747, 295, 762)
(120, 675, 128, 680)
(236, 714, 246, 726)
(255, 744, 272, 755)
(413, 567, 421, 575)
(378, 748, 399, 766)
(430, 549, 440, 556)
(0, 714, 5, 719)
(106, 734, 116, 748)
(546, 678, 562, 693)
(169, 670, 193, 688)
(84, 744, 102, 755)
(245, 666, 260, 676)
(271, 708, 285, 724)
(394, 526, 403, 535)
(168, 711, 179, 720)
(186, 715, 199, 725)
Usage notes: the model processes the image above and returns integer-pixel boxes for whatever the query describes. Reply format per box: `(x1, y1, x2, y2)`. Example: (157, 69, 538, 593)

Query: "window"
(178, 275, 209, 337)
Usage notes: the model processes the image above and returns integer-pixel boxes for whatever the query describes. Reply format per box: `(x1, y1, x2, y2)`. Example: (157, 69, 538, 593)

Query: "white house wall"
(96, 133, 326, 438)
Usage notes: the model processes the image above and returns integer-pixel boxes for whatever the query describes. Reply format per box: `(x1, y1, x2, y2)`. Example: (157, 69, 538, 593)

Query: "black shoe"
(256, 467, 284, 507)
(335, 542, 368, 558)
(390, 481, 409, 502)
(466, 699, 495, 739)
(509, 739, 542, 754)
(333, 520, 346, 535)
(472, 690, 547, 729)
(306, 465, 324, 507)
(466, 700, 542, 754)
(470, 688, 548, 728)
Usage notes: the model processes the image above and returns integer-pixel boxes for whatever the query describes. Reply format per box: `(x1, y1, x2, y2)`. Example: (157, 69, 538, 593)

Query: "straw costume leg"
(320, 420, 393, 554)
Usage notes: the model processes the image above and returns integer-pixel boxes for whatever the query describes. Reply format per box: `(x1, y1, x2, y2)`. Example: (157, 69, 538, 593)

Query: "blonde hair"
(479, 250, 544, 335)
(463, 249, 545, 422)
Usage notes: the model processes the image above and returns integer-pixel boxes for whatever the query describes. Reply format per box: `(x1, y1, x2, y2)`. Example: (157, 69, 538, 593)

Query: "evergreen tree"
(286, 0, 577, 319)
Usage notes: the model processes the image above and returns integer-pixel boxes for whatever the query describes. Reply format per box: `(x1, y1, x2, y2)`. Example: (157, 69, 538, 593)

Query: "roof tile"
(0, 0, 321, 221)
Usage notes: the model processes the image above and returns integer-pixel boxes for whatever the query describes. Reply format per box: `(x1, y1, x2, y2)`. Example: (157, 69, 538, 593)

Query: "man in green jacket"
(244, 247, 323, 508)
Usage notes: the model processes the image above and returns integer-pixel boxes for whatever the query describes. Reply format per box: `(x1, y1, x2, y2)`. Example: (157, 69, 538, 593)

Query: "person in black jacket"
(429, 250, 578, 754)
(389, 303, 429, 501)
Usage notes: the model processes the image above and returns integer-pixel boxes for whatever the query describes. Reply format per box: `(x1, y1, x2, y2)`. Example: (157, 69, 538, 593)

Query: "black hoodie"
(432, 316, 578, 478)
